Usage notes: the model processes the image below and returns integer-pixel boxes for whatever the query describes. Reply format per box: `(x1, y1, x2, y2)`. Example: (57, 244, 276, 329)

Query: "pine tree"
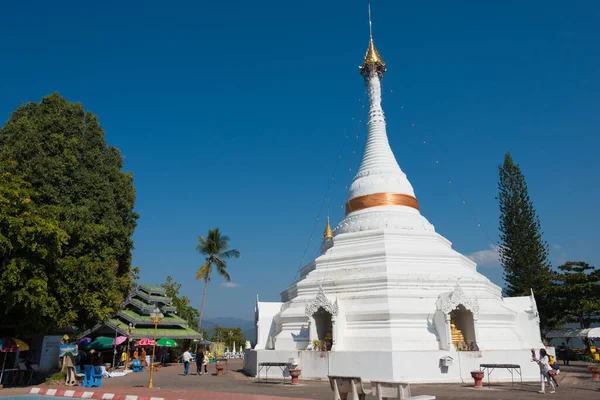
(553, 262, 600, 329)
(497, 152, 554, 330)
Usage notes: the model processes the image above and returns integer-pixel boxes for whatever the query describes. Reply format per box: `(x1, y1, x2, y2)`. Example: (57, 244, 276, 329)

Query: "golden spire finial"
(323, 218, 333, 241)
(323, 201, 334, 241)
(360, 4, 386, 80)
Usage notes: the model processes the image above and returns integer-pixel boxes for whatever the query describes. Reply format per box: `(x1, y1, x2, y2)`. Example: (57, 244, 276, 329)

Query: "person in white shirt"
(182, 349, 192, 376)
(534, 348, 556, 394)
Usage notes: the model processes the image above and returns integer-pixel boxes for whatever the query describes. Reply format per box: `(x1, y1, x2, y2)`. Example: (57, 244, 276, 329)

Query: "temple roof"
(80, 283, 202, 340)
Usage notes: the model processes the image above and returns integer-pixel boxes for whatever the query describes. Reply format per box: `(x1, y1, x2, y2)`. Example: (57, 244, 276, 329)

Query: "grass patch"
(46, 371, 66, 382)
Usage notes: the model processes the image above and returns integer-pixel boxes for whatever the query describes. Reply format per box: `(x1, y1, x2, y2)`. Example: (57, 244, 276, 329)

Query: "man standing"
(558, 342, 569, 366)
(182, 348, 192, 375)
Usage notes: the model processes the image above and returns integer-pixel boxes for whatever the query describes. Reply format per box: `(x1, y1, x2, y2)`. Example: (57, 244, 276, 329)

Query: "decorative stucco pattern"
(305, 286, 339, 317)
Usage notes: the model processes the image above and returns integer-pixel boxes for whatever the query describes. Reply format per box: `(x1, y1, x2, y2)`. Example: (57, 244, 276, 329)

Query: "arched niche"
(450, 305, 478, 351)
(305, 287, 339, 351)
(436, 282, 480, 351)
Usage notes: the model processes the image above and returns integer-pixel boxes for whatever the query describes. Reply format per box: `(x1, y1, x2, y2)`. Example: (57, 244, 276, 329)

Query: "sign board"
(39, 336, 62, 372)
(59, 344, 78, 357)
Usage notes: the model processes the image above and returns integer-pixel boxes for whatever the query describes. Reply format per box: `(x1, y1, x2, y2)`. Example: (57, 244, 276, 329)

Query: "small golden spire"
(360, 4, 386, 79)
(323, 217, 333, 241)
(323, 201, 333, 241)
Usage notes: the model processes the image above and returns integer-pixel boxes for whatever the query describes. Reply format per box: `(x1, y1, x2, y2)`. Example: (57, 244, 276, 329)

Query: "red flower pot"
(471, 371, 485, 388)
(289, 369, 301, 385)
(588, 366, 600, 381)
(216, 364, 225, 376)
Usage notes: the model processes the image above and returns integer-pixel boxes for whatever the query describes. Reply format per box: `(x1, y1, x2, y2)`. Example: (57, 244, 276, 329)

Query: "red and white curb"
(30, 387, 181, 400)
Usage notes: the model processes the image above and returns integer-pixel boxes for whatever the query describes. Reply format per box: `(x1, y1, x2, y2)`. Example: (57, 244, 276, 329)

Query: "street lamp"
(112, 323, 122, 369)
(148, 307, 163, 389)
(125, 323, 135, 371)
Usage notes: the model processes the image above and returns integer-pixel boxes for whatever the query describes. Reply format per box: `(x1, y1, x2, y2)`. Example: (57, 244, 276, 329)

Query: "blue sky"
(1, 1, 598, 320)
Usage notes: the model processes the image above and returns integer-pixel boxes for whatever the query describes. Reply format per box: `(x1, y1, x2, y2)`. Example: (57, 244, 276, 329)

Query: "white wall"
(246, 349, 540, 383)
(255, 301, 282, 350)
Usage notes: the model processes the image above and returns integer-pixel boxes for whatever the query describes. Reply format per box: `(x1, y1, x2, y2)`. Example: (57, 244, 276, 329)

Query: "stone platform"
(246, 349, 541, 383)
(0, 360, 598, 400)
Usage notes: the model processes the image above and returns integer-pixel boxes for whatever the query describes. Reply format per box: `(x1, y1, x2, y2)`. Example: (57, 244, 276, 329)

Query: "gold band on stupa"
(345, 192, 419, 215)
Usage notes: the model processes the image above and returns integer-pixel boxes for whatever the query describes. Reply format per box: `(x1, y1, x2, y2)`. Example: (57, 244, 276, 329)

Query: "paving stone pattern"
(1, 360, 599, 399)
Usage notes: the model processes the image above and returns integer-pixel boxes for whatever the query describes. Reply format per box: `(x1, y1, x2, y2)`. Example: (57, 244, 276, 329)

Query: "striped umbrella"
(0, 338, 18, 353)
(0, 338, 29, 383)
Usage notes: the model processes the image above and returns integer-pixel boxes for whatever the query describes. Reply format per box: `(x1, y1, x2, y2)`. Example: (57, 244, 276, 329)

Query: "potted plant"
(216, 362, 225, 376)
(588, 363, 600, 381)
(471, 370, 485, 388)
(312, 340, 320, 351)
(289, 368, 301, 385)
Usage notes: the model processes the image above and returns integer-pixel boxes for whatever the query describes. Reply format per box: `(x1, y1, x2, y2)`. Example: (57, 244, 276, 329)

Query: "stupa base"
(244, 349, 539, 383)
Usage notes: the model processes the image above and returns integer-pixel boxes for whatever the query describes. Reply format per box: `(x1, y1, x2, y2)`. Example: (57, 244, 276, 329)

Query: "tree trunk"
(197, 266, 211, 333)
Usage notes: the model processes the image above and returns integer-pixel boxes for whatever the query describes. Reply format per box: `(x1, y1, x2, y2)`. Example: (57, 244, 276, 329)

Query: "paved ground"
(1, 360, 599, 399)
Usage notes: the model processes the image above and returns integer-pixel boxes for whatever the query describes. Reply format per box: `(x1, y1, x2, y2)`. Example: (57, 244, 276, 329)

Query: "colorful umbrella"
(85, 336, 114, 350)
(112, 336, 127, 346)
(78, 337, 92, 346)
(0, 338, 18, 353)
(12, 338, 29, 351)
(156, 338, 178, 347)
(134, 338, 156, 347)
(0, 338, 28, 383)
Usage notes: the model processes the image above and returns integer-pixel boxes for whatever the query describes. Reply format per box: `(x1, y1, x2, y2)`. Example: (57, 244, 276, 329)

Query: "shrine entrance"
(314, 307, 333, 343)
(305, 287, 339, 351)
(450, 305, 478, 351)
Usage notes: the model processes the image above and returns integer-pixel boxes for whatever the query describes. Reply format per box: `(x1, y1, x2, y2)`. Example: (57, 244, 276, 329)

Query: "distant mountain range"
(201, 317, 255, 343)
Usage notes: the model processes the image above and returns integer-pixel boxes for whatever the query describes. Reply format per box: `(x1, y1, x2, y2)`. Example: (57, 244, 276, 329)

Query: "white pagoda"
(245, 14, 543, 383)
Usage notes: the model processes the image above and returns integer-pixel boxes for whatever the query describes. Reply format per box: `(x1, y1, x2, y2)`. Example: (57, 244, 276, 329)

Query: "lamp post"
(125, 323, 135, 371)
(148, 307, 163, 389)
(112, 323, 122, 369)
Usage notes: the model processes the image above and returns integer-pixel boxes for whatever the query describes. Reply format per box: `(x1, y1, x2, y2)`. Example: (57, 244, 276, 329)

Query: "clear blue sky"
(1, 1, 598, 321)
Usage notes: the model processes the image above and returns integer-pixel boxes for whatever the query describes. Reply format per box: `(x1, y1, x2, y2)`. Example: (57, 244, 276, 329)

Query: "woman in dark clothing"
(196, 350, 204, 375)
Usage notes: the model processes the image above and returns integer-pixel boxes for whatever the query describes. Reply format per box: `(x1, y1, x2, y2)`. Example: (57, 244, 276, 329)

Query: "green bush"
(46, 371, 66, 382)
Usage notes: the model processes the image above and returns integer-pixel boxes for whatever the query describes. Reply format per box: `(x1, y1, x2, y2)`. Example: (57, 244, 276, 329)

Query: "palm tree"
(195, 228, 240, 332)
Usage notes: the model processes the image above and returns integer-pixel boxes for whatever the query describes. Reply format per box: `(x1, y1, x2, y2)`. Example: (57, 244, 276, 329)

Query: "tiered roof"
(82, 284, 202, 340)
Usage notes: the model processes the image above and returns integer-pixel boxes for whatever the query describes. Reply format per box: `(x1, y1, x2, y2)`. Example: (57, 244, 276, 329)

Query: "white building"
(245, 17, 544, 383)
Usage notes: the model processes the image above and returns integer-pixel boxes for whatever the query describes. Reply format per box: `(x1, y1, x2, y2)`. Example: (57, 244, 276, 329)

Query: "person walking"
(182, 348, 192, 375)
(196, 350, 204, 375)
(534, 348, 556, 394)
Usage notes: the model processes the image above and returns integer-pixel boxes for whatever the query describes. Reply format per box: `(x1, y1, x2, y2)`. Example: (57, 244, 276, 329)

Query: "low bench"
(371, 380, 436, 400)
(479, 364, 522, 387)
(257, 362, 290, 384)
(328, 375, 372, 400)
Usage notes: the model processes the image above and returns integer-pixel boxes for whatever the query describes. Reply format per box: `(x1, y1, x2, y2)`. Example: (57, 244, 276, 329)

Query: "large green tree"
(497, 152, 554, 330)
(161, 276, 201, 329)
(553, 262, 600, 329)
(0, 162, 69, 330)
(195, 228, 240, 331)
(0, 93, 138, 333)
(210, 325, 246, 350)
